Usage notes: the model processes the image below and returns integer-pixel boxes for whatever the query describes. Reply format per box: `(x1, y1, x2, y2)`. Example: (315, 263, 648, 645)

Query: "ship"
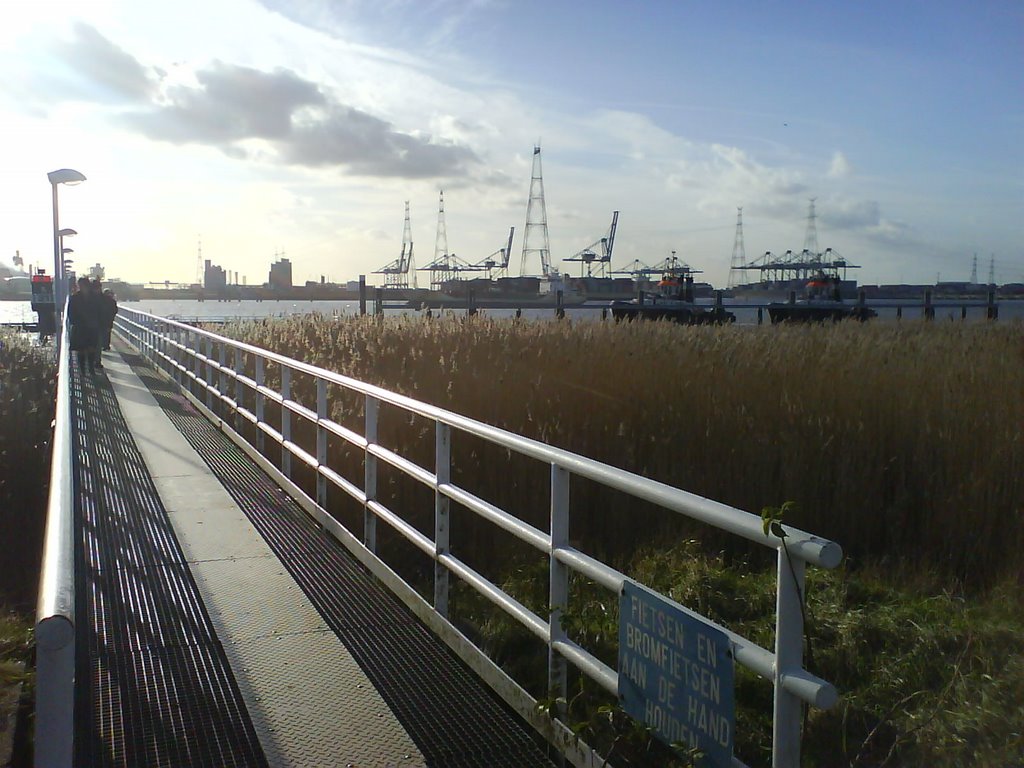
(766, 270, 876, 323)
(407, 275, 587, 310)
(610, 269, 735, 325)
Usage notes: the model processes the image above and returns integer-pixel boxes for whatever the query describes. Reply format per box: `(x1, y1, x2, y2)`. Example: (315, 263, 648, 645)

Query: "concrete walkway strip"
(104, 350, 426, 768)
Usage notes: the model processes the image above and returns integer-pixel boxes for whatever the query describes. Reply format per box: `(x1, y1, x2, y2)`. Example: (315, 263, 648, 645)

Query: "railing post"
(549, 464, 570, 719)
(364, 395, 379, 553)
(281, 366, 292, 479)
(157, 319, 165, 373)
(434, 422, 451, 617)
(170, 322, 179, 386)
(219, 342, 227, 418)
(255, 357, 265, 453)
(773, 548, 806, 768)
(233, 347, 242, 430)
(316, 377, 327, 508)
(191, 329, 201, 398)
(205, 336, 214, 411)
(176, 324, 185, 386)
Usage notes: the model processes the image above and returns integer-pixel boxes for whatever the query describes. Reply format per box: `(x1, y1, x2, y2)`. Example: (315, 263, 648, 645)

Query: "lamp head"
(58, 228, 78, 237)
(47, 169, 87, 185)
(62, 247, 74, 254)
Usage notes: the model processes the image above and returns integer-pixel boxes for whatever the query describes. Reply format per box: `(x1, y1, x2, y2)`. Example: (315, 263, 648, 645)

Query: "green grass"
(0, 331, 55, 609)
(0, 611, 32, 687)
(458, 545, 1024, 767)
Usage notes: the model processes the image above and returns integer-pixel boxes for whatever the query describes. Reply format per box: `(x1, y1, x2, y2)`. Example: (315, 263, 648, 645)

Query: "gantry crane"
(472, 227, 515, 278)
(374, 201, 416, 289)
(563, 211, 619, 278)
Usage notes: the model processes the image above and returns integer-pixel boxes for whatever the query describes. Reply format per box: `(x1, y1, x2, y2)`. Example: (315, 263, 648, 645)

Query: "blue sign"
(619, 580, 734, 767)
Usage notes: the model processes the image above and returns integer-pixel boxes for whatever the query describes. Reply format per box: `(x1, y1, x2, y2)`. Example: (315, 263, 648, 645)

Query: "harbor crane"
(611, 258, 658, 281)
(649, 250, 702, 280)
(374, 201, 416, 289)
(739, 247, 859, 283)
(472, 227, 515, 279)
(563, 211, 619, 278)
(418, 190, 482, 290)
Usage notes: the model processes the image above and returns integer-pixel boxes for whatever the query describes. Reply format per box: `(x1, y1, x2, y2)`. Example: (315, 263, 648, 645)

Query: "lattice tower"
(195, 236, 203, 285)
(403, 201, 417, 289)
(435, 190, 449, 264)
(803, 198, 819, 256)
(970, 253, 978, 284)
(988, 255, 995, 285)
(727, 207, 746, 289)
(520, 144, 552, 277)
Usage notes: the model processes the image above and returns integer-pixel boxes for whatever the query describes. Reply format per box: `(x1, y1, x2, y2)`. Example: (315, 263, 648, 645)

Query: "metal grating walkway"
(71, 362, 268, 767)
(122, 348, 554, 768)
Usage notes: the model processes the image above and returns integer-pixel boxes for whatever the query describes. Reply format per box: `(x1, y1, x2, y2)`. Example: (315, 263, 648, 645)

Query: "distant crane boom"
(564, 211, 619, 277)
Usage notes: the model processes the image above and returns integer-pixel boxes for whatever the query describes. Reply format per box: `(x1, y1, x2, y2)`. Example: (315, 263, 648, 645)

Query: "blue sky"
(0, 0, 1020, 287)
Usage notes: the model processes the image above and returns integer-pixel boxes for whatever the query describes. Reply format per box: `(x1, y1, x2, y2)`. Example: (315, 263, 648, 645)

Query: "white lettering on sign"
(698, 632, 718, 670)
(687, 696, 732, 747)
(620, 582, 734, 763)
(630, 596, 689, 650)
(620, 651, 647, 689)
(644, 700, 699, 748)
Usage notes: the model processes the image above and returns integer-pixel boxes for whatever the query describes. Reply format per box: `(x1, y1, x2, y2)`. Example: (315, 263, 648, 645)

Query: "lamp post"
(47, 169, 86, 331)
(58, 228, 77, 263)
(62, 249, 75, 282)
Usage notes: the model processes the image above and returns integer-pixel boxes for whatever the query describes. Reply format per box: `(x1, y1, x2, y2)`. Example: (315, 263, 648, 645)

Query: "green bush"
(0, 332, 56, 608)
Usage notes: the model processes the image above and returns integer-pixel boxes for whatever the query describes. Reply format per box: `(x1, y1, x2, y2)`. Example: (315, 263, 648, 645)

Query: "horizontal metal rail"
(114, 308, 844, 768)
(35, 307, 75, 768)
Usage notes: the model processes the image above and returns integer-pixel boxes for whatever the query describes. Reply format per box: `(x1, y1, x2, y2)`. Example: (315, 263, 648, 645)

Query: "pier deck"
(69, 343, 552, 767)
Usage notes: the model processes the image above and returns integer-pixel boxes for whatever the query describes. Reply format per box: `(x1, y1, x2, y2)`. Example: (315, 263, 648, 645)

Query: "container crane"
(563, 211, 619, 278)
(374, 201, 416, 289)
(473, 227, 515, 278)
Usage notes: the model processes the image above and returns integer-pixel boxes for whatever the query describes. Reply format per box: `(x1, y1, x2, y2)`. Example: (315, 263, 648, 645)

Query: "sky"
(1, 0, 1021, 288)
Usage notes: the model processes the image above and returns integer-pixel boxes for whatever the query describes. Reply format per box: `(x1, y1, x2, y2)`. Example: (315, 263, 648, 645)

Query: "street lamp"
(58, 228, 77, 255)
(47, 169, 86, 329)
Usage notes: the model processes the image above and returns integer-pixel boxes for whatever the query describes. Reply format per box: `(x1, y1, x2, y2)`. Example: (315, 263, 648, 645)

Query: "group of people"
(68, 277, 118, 375)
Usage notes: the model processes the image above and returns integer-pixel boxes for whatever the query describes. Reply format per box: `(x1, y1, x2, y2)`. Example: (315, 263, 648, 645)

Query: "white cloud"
(0, 1, 992, 288)
(828, 151, 852, 178)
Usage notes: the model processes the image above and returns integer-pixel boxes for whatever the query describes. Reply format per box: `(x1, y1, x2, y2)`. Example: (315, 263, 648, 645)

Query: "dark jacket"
(68, 291, 102, 351)
(100, 292, 118, 329)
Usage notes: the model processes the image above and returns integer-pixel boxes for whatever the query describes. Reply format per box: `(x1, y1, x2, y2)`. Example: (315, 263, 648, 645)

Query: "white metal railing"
(35, 305, 75, 768)
(115, 308, 842, 768)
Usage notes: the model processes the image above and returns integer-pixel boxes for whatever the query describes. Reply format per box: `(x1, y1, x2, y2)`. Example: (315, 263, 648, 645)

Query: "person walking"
(99, 286, 118, 353)
(68, 277, 102, 376)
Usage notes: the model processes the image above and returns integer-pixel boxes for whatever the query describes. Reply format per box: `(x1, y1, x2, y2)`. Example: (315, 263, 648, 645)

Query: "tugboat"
(611, 266, 735, 325)
(767, 270, 877, 323)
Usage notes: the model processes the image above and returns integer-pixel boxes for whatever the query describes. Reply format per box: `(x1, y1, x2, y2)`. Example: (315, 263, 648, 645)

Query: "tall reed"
(223, 315, 1023, 591)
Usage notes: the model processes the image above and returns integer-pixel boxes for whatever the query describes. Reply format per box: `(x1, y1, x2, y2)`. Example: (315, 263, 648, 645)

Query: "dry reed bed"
(223, 316, 1023, 591)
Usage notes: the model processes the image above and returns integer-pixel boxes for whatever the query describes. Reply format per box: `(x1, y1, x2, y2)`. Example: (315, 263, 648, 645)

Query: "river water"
(2, 298, 1021, 326)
